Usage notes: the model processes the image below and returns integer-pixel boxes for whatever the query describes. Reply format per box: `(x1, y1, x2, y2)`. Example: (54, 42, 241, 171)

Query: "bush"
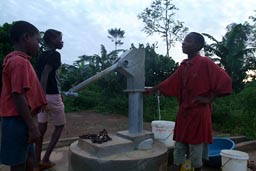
(95, 94, 128, 115)
(212, 82, 256, 139)
(64, 86, 101, 112)
(144, 95, 177, 122)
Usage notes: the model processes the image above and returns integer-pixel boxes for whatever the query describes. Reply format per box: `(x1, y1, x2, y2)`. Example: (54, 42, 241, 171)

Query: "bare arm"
(12, 93, 40, 143)
(40, 64, 53, 92)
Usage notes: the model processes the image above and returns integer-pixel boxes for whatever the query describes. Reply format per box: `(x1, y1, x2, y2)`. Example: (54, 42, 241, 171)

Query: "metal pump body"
(67, 48, 145, 134)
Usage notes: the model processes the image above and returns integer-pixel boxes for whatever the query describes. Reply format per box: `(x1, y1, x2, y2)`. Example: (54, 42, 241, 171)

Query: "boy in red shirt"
(0, 21, 47, 171)
(146, 32, 232, 171)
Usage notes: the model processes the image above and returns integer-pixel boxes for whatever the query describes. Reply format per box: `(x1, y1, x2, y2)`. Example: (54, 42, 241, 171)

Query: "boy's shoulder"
(198, 55, 215, 64)
(40, 50, 60, 58)
(4, 51, 30, 66)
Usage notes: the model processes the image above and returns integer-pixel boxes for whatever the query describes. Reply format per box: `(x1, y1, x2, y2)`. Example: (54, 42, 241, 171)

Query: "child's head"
(10, 21, 40, 55)
(43, 29, 63, 50)
(182, 32, 205, 55)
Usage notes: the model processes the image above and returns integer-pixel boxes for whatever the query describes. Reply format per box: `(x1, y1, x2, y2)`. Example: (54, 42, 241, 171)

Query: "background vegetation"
(1, 0, 256, 139)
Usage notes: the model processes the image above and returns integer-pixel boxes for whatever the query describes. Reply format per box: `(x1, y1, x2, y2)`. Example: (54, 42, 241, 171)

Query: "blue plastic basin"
(204, 137, 235, 168)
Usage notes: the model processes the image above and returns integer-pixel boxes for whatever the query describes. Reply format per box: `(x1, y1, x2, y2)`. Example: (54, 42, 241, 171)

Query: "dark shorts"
(0, 116, 34, 166)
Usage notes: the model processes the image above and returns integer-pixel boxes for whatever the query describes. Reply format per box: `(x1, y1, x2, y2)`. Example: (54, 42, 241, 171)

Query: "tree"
(107, 28, 125, 50)
(138, 0, 188, 58)
(248, 11, 256, 47)
(203, 23, 256, 92)
(64, 45, 126, 92)
(75, 45, 124, 72)
(143, 43, 178, 86)
(0, 22, 13, 93)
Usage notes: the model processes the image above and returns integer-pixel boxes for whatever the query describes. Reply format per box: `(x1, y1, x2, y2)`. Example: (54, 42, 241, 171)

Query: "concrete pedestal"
(69, 132, 168, 171)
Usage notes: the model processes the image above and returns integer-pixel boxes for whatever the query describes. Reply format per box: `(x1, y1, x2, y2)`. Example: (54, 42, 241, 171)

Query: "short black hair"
(43, 29, 62, 45)
(10, 21, 39, 42)
(190, 32, 205, 51)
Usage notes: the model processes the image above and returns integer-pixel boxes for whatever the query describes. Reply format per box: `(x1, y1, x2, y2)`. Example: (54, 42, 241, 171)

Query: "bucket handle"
(156, 132, 173, 140)
(221, 158, 232, 169)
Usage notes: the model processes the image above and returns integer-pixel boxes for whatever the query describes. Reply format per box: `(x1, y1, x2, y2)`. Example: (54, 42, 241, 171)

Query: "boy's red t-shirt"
(0, 51, 47, 116)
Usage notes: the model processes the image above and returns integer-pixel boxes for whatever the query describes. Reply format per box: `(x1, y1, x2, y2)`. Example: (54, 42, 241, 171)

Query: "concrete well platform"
(69, 132, 169, 171)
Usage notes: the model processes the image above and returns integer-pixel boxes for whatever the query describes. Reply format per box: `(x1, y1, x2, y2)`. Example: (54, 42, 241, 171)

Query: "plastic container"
(151, 120, 175, 148)
(220, 149, 249, 171)
(204, 137, 235, 167)
(180, 159, 194, 171)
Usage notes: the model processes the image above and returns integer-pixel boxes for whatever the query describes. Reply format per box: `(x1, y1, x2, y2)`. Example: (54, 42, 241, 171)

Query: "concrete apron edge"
(42, 137, 79, 150)
(44, 135, 247, 150)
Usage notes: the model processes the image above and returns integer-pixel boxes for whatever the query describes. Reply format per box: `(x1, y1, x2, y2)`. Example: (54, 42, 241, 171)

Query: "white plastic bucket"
(151, 120, 175, 148)
(220, 149, 249, 171)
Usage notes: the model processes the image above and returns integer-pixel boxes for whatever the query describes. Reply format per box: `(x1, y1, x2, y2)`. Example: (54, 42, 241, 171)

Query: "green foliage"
(231, 82, 256, 139)
(61, 64, 88, 91)
(144, 44, 178, 86)
(203, 23, 256, 92)
(63, 73, 128, 114)
(62, 45, 127, 114)
(0, 22, 13, 92)
(96, 93, 128, 115)
(211, 82, 256, 139)
(64, 85, 101, 112)
(0, 23, 13, 57)
(211, 95, 235, 132)
(144, 95, 177, 122)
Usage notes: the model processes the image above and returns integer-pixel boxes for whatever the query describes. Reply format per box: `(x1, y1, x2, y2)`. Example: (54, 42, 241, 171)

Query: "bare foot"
(38, 161, 56, 171)
(248, 160, 256, 171)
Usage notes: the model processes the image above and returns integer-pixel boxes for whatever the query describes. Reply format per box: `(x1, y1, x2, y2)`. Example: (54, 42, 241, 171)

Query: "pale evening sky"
(1, 0, 256, 64)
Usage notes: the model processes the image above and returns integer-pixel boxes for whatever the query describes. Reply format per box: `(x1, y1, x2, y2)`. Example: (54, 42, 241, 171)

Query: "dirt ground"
(43, 110, 221, 142)
(43, 110, 153, 141)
